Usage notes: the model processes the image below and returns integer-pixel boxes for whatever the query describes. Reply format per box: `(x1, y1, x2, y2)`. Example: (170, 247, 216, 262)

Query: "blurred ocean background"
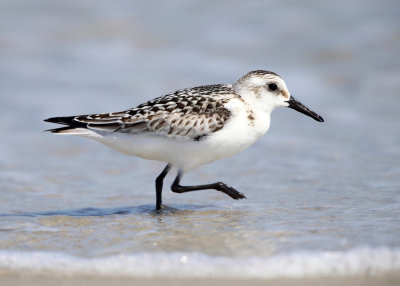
(0, 0, 399, 279)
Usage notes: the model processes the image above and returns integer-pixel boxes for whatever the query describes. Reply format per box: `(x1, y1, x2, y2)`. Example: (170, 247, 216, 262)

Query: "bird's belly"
(90, 133, 210, 168)
(90, 111, 270, 171)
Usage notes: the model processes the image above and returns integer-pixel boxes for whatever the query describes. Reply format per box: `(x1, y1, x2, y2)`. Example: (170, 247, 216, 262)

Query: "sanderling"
(45, 70, 324, 210)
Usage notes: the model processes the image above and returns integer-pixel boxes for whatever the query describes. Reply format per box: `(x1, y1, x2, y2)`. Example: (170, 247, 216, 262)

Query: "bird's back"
(45, 84, 239, 142)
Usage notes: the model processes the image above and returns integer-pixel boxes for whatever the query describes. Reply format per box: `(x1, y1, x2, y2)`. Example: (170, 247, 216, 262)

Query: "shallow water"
(0, 0, 400, 278)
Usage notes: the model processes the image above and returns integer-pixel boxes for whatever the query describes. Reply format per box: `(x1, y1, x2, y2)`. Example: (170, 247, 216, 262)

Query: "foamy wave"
(0, 247, 399, 278)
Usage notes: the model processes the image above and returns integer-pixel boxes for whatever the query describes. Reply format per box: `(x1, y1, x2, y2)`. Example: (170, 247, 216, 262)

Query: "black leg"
(155, 163, 172, 210)
(171, 170, 246, 199)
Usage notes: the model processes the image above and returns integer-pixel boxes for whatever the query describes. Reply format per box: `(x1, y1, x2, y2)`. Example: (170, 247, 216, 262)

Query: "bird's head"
(233, 70, 324, 122)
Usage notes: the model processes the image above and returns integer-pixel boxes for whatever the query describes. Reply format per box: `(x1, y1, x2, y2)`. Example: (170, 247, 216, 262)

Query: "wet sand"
(1, 274, 400, 286)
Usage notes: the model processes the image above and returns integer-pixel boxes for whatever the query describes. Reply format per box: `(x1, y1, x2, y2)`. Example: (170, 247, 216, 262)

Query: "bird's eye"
(267, 83, 278, 92)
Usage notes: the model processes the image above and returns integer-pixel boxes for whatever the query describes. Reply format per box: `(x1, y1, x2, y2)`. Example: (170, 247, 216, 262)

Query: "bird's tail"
(44, 116, 96, 136)
(44, 116, 78, 125)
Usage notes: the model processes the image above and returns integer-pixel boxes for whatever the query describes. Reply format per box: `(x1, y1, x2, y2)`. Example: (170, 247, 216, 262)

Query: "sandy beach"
(1, 274, 400, 286)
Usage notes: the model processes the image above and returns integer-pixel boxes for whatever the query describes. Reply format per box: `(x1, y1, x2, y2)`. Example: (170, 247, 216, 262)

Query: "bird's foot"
(216, 182, 246, 199)
(154, 204, 179, 214)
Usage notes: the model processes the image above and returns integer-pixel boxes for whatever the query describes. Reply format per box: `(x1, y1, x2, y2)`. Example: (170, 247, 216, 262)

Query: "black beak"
(286, 96, 324, 122)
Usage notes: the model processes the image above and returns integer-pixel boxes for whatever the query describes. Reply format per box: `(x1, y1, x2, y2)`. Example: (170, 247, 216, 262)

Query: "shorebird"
(45, 70, 324, 210)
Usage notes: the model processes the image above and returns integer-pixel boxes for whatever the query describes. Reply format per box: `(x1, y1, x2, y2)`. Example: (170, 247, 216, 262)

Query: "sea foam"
(0, 247, 399, 278)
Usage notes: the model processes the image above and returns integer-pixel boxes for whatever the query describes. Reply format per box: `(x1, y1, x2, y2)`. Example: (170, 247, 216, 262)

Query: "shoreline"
(1, 273, 400, 286)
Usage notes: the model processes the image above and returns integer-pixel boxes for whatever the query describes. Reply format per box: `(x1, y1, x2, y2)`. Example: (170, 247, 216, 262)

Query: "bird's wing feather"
(49, 85, 236, 141)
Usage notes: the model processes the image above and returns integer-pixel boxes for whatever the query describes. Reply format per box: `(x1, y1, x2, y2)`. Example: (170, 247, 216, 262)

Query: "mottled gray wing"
(73, 85, 235, 141)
